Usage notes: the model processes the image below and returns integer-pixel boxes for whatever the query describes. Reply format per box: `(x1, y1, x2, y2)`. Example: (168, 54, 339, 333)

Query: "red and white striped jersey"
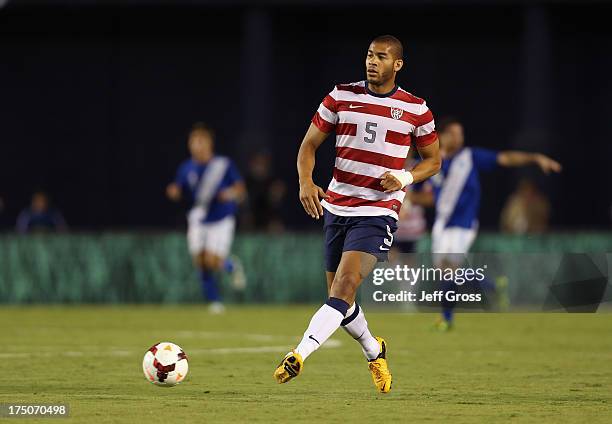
(312, 80, 437, 220)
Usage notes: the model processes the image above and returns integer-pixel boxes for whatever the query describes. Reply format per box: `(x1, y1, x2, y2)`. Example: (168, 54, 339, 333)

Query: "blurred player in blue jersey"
(166, 122, 246, 313)
(410, 117, 561, 330)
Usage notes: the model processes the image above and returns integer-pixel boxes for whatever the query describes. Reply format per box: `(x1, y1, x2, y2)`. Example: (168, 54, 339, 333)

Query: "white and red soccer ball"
(142, 342, 189, 386)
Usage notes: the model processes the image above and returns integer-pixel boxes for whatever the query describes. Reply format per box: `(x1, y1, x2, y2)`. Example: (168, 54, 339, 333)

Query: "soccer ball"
(142, 342, 189, 386)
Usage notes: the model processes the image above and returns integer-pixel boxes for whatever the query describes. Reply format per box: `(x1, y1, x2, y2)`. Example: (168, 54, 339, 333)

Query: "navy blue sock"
(325, 297, 350, 316)
(441, 279, 455, 323)
(199, 270, 221, 302)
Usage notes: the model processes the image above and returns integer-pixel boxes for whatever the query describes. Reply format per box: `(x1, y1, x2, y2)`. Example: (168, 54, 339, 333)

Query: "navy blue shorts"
(324, 209, 398, 272)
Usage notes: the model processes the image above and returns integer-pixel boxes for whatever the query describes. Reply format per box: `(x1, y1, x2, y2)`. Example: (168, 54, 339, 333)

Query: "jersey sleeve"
(311, 86, 339, 133)
(174, 162, 189, 189)
(413, 102, 437, 148)
(225, 159, 243, 185)
(471, 147, 499, 172)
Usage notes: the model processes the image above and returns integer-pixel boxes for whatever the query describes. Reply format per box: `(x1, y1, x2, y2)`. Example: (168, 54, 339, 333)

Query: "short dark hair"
(436, 116, 462, 134)
(190, 122, 215, 139)
(371, 35, 403, 59)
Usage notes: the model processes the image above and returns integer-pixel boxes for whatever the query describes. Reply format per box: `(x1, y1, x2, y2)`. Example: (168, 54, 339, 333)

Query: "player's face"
(365, 42, 403, 86)
(440, 123, 465, 153)
(32, 193, 48, 212)
(188, 130, 213, 161)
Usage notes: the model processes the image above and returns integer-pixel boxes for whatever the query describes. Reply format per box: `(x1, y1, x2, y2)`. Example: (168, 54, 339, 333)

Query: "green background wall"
(0, 233, 610, 304)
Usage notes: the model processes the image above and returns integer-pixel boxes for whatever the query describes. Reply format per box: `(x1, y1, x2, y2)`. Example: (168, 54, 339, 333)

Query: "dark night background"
(0, 0, 610, 231)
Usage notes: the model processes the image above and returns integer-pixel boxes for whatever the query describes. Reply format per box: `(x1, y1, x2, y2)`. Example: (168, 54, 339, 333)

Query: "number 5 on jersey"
(364, 122, 377, 143)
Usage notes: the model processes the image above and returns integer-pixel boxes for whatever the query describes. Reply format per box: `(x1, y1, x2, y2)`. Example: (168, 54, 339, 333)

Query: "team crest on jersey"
(390, 107, 403, 120)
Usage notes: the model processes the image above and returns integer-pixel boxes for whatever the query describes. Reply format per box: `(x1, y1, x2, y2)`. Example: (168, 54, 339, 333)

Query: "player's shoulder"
(332, 80, 367, 95)
(178, 158, 195, 170)
(212, 154, 233, 164)
(212, 155, 239, 169)
(394, 87, 427, 106)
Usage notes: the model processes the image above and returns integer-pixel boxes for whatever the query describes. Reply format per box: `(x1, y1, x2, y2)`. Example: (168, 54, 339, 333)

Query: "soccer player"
(408, 117, 562, 330)
(166, 122, 246, 314)
(273, 35, 442, 393)
(16, 191, 67, 233)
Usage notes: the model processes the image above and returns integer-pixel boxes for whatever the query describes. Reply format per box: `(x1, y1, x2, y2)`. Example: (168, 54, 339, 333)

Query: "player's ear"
(394, 59, 404, 72)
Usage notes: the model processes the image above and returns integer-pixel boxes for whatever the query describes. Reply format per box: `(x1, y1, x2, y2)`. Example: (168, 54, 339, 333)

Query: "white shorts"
(187, 216, 236, 258)
(431, 226, 477, 265)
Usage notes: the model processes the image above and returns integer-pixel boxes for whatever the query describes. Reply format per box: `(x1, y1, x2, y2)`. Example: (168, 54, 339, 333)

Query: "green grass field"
(1, 306, 611, 423)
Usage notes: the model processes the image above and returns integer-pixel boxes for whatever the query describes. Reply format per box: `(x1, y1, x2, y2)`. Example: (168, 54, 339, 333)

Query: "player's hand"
(217, 187, 237, 203)
(166, 183, 181, 201)
(535, 154, 562, 174)
(299, 179, 329, 219)
(380, 172, 403, 193)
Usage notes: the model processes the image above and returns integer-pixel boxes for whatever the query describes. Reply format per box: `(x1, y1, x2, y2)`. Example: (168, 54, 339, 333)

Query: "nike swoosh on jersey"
(379, 245, 390, 251)
(348, 104, 363, 109)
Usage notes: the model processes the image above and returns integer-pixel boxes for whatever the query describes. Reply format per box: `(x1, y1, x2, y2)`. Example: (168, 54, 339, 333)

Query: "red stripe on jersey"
(336, 122, 357, 136)
(392, 90, 425, 105)
(385, 130, 410, 146)
(326, 189, 402, 211)
(336, 146, 405, 170)
(322, 95, 337, 113)
(415, 131, 438, 147)
(333, 168, 384, 192)
(336, 101, 419, 126)
(417, 109, 434, 126)
(336, 84, 367, 95)
(312, 112, 335, 133)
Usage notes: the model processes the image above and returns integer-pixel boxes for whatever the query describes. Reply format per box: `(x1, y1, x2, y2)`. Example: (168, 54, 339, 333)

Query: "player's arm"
(297, 123, 331, 219)
(380, 139, 442, 193)
(497, 151, 562, 174)
(218, 181, 247, 203)
(166, 165, 185, 202)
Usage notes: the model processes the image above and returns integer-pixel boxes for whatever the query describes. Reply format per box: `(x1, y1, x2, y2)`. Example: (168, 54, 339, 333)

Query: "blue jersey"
(174, 156, 242, 223)
(431, 147, 498, 229)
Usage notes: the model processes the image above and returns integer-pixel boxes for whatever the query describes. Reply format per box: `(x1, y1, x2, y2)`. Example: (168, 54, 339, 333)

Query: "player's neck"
(192, 155, 212, 164)
(366, 80, 397, 97)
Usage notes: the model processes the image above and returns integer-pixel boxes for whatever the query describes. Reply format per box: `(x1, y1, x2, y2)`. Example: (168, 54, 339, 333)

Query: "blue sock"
(442, 307, 454, 323)
(223, 257, 234, 273)
(441, 279, 455, 323)
(199, 270, 221, 302)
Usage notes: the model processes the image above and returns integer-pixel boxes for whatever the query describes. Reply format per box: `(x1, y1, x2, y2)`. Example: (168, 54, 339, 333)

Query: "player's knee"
(332, 271, 362, 295)
(202, 253, 223, 271)
(193, 253, 206, 269)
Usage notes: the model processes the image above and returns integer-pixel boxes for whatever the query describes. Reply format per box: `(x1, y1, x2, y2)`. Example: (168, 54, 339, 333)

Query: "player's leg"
(187, 221, 221, 306)
(330, 251, 392, 393)
(433, 227, 477, 330)
(205, 216, 246, 291)
(192, 217, 241, 313)
(195, 251, 223, 312)
(292, 250, 377, 358)
(326, 270, 381, 361)
(273, 211, 349, 384)
(273, 251, 375, 384)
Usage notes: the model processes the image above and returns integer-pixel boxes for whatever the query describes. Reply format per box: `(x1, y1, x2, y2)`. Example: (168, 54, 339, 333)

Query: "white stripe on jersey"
(414, 119, 435, 137)
(334, 157, 390, 179)
(328, 178, 406, 202)
(338, 110, 415, 133)
(333, 89, 426, 115)
(335, 133, 410, 161)
(317, 103, 337, 125)
(322, 201, 399, 220)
